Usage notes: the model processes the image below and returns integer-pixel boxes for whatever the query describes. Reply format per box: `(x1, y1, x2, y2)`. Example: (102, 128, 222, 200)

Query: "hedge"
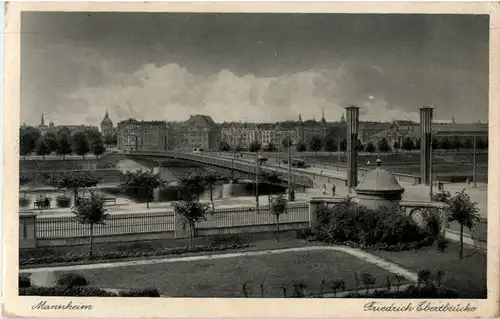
(20, 242, 252, 266)
(56, 195, 72, 208)
(20, 286, 162, 297)
(20, 286, 118, 297)
(312, 200, 439, 251)
(56, 273, 88, 287)
(19, 275, 31, 288)
(344, 284, 460, 298)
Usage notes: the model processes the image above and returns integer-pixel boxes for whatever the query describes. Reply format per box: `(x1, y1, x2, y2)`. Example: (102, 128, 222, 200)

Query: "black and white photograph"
(3, 2, 500, 318)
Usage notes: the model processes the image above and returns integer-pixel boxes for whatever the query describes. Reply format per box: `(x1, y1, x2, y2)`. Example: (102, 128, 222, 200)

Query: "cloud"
(66, 62, 421, 125)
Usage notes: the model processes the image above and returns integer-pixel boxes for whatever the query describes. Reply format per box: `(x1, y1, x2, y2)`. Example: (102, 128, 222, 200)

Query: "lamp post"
(277, 136, 281, 168)
(473, 135, 477, 188)
(287, 132, 292, 201)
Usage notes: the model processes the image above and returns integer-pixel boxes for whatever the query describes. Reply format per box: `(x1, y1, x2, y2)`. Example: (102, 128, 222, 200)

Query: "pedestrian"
(331, 185, 336, 197)
(322, 184, 326, 195)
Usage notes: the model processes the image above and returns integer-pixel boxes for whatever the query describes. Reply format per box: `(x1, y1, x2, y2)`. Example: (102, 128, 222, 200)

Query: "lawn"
(371, 242, 487, 298)
(53, 250, 409, 297)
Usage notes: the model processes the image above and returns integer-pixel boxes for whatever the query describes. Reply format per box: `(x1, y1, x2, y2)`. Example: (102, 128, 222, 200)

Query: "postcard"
(2, 1, 499, 318)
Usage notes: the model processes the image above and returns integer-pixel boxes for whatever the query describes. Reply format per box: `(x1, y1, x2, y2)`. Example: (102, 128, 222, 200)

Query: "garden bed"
(50, 250, 411, 297)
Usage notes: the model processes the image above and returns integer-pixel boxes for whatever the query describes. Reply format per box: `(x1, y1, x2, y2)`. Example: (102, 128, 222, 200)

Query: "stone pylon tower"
(345, 106, 360, 190)
(419, 107, 433, 185)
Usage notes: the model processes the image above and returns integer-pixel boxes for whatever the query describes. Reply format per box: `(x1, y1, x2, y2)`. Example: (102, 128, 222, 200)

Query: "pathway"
(21, 245, 418, 284)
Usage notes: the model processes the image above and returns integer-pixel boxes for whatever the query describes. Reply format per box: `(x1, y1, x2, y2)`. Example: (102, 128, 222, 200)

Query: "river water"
(20, 158, 286, 209)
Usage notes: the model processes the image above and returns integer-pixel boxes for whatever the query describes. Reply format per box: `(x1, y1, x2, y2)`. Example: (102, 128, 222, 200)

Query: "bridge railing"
(206, 151, 421, 185)
(130, 151, 315, 188)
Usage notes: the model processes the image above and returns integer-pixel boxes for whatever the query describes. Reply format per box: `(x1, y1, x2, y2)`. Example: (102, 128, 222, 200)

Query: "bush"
(437, 236, 449, 252)
(20, 242, 252, 266)
(119, 288, 161, 297)
(56, 195, 72, 208)
(343, 284, 460, 298)
(20, 286, 117, 297)
(210, 234, 249, 247)
(19, 197, 31, 208)
(296, 228, 314, 240)
(314, 200, 433, 251)
(19, 275, 31, 288)
(56, 273, 89, 287)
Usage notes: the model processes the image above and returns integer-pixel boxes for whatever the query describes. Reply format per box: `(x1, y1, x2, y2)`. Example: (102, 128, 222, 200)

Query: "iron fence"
(35, 203, 310, 239)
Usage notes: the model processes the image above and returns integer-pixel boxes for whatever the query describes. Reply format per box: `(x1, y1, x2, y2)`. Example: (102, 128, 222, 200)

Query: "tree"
(281, 136, 293, 149)
(118, 169, 163, 208)
(378, 138, 391, 153)
(56, 130, 73, 160)
(393, 141, 400, 153)
(269, 194, 288, 241)
(34, 136, 50, 159)
(463, 138, 473, 149)
(339, 138, 347, 152)
(19, 173, 34, 198)
(71, 192, 108, 258)
(44, 132, 59, 154)
(402, 137, 415, 155)
(448, 190, 481, 259)
(366, 141, 376, 154)
(249, 140, 262, 152)
(357, 139, 364, 152)
(451, 137, 462, 151)
(104, 134, 117, 146)
(324, 137, 338, 152)
(431, 138, 439, 150)
(72, 131, 90, 159)
(90, 137, 106, 158)
(309, 136, 323, 155)
(296, 141, 307, 153)
(218, 140, 231, 152)
(439, 138, 450, 151)
(46, 171, 102, 205)
(172, 200, 212, 249)
(265, 142, 276, 152)
(361, 273, 376, 294)
(19, 126, 41, 158)
(330, 280, 346, 297)
(177, 172, 206, 202)
(476, 138, 487, 150)
(202, 172, 223, 209)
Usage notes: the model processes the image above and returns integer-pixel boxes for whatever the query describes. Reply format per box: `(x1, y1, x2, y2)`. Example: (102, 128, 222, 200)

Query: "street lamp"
(255, 155, 267, 212)
(287, 132, 292, 201)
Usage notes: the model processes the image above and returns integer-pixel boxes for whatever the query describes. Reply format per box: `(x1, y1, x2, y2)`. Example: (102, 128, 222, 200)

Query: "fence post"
(174, 212, 190, 239)
(19, 211, 39, 249)
(309, 199, 324, 229)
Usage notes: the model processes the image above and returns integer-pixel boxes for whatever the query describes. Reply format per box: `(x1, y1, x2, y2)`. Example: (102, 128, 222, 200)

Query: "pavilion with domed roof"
(100, 109, 115, 138)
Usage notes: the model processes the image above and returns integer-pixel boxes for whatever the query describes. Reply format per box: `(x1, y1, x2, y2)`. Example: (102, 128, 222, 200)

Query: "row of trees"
(220, 135, 489, 154)
(20, 126, 107, 159)
(39, 167, 289, 257)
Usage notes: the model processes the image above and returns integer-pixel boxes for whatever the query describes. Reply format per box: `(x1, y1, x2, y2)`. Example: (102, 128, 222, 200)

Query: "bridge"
(128, 151, 315, 188)
(126, 150, 424, 193)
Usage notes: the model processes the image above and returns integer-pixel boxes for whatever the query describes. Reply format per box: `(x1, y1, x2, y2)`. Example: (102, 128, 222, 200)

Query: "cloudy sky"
(21, 12, 489, 126)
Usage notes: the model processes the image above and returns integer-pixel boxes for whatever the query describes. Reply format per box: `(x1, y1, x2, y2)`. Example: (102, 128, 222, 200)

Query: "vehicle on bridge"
(192, 148, 204, 154)
(281, 158, 310, 168)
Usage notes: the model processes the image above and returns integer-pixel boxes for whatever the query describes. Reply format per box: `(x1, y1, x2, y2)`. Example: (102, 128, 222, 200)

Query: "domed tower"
(100, 109, 114, 137)
(355, 157, 405, 210)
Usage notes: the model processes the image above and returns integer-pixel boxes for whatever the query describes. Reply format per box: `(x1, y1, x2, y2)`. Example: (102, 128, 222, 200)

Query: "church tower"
(100, 108, 114, 138)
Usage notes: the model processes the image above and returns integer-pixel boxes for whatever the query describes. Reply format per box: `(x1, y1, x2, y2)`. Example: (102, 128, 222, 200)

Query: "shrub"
(56, 195, 72, 208)
(437, 236, 449, 252)
(19, 275, 31, 288)
(19, 197, 31, 208)
(19, 286, 117, 297)
(119, 288, 160, 297)
(343, 284, 460, 298)
(56, 273, 88, 287)
(296, 228, 314, 240)
(314, 201, 431, 250)
(20, 242, 252, 266)
(210, 234, 249, 247)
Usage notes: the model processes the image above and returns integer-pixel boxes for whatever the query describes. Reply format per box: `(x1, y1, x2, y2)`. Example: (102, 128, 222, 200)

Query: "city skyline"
(21, 13, 489, 126)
